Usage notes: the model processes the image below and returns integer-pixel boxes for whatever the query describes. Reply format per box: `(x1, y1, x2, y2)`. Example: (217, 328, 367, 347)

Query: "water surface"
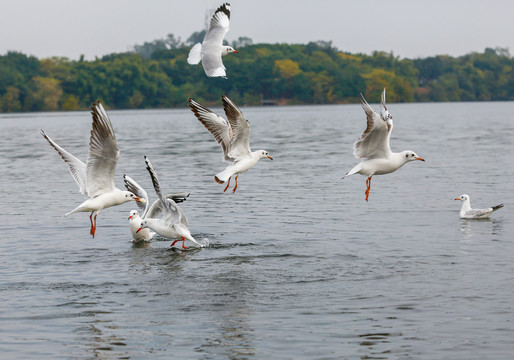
(1, 102, 513, 359)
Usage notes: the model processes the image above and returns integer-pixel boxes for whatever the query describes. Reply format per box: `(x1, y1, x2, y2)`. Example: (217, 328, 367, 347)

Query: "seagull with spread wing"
(188, 95, 273, 193)
(187, 3, 238, 78)
(124, 173, 190, 243)
(342, 88, 425, 201)
(137, 157, 202, 249)
(41, 102, 145, 237)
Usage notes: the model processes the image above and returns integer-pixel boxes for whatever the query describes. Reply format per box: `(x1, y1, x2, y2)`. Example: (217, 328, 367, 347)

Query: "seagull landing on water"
(136, 156, 202, 249)
(124, 173, 190, 243)
(187, 3, 238, 78)
(188, 95, 273, 193)
(41, 102, 145, 238)
(455, 194, 504, 219)
(342, 88, 425, 201)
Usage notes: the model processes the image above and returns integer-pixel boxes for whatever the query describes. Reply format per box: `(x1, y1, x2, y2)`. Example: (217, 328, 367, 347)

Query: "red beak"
(136, 227, 142, 233)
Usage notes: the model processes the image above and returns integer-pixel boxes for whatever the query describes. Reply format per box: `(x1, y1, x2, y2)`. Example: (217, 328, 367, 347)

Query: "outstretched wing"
(353, 89, 393, 159)
(123, 174, 149, 215)
(144, 156, 183, 225)
(201, 3, 231, 77)
(222, 95, 252, 160)
(86, 102, 119, 197)
(145, 194, 189, 222)
(41, 130, 87, 196)
(188, 98, 234, 162)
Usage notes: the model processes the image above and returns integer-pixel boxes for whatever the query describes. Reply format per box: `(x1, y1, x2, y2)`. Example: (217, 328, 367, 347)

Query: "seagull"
(188, 95, 273, 193)
(187, 2, 238, 78)
(124, 173, 190, 243)
(455, 194, 504, 219)
(137, 156, 203, 249)
(41, 102, 145, 237)
(342, 88, 425, 201)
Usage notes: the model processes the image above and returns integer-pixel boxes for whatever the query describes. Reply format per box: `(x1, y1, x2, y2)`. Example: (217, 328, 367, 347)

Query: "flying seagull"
(342, 88, 425, 201)
(41, 102, 145, 237)
(188, 95, 273, 193)
(187, 3, 238, 78)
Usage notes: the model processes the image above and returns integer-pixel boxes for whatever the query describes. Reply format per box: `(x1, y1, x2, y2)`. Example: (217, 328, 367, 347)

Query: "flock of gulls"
(41, 3, 503, 248)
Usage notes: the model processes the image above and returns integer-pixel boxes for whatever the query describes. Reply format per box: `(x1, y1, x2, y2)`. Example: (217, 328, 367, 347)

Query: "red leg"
(89, 213, 94, 235)
(232, 175, 239, 193)
(223, 177, 231, 192)
(365, 176, 372, 202)
(181, 237, 188, 249)
(170, 239, 181, 247)
(91, 213, 98, 238)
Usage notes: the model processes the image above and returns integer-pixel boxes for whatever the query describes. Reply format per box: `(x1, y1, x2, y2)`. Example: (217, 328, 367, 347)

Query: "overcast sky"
(2, 0, 513, 60)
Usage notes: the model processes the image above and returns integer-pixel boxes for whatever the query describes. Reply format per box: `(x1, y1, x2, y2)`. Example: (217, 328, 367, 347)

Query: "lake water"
(1, 102, 513, 359)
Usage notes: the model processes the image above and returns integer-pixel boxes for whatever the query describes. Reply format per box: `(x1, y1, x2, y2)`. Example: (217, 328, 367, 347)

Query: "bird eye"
(405, 154, 408, 158)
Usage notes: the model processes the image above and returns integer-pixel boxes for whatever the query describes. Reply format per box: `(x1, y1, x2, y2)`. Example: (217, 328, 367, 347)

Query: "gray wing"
(123, 174, 149, 216)
(146, 193, 190, 219)
(166, 192, 190, 204)
(144, 156, 183, 225)
(222, 95, 252, 160)
(189, 98, 235, 162)
(86, 102, 119, 197)
(353, 90, 393, 159)
(201, 3, 230, 77)
(41, 130, 87, 196)
(465, 208, 492, 218)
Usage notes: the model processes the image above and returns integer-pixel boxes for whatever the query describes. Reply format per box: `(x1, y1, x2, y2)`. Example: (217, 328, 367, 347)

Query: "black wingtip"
(215, 3, 231, 20)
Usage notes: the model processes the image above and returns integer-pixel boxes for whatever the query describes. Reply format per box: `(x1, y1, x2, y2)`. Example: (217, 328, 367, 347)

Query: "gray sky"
(2, 0, 513, 60)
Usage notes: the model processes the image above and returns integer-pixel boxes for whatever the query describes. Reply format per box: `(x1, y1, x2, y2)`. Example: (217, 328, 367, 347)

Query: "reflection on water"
(195, 268, 256, 359)
(458, 218, 504, 242)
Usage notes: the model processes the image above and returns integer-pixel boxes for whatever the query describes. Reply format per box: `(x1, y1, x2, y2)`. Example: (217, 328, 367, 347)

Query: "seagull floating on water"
(187, 2, 237, 78)
(342, 88, 425, 201)
(41, 102, 145, 238)
(188, 95, 273, 193)
(137, 156, 203, 249)
(455, 194, 503, 219)
(124, 174, 190, 243)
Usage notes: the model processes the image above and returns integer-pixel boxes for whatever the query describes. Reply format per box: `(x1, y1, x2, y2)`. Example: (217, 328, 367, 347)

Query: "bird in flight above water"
(187, 3, 238, 78)
(188, 95, 273, 193)
(41, 102, 145, 238)
(342, 88, 425, 201)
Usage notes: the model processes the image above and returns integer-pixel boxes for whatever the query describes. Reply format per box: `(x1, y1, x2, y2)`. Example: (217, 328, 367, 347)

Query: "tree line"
(1, 36, 513, 112)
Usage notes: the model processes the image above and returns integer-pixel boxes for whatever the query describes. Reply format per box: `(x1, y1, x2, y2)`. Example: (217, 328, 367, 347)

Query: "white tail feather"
(187, 43, 202, 65)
